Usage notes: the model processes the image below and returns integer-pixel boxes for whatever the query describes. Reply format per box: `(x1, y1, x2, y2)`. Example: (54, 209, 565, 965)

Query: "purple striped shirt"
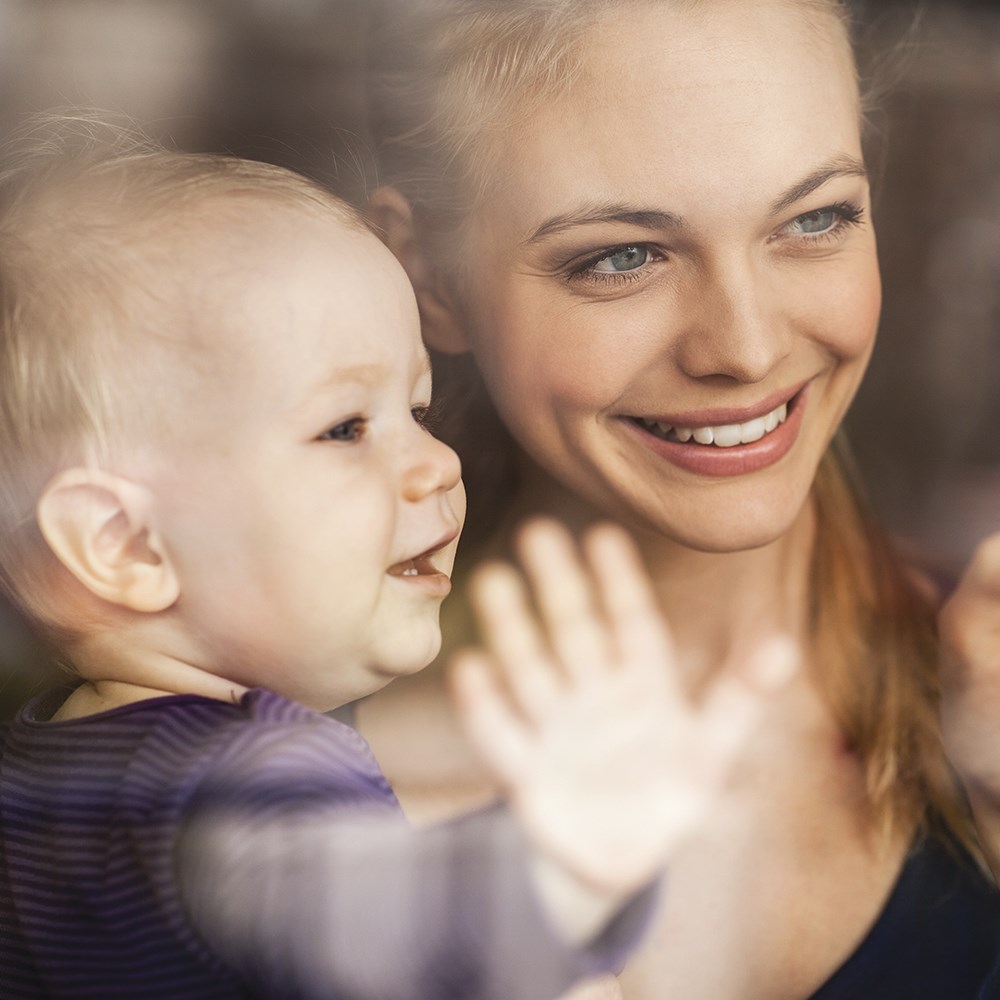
(0, 687, 652, 999)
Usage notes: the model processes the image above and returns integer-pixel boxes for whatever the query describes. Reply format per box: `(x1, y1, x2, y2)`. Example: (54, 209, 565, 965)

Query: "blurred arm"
(178, 801, 653, 1000)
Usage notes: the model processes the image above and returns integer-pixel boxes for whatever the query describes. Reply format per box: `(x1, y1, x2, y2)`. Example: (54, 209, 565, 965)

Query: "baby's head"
(0, 116, 464, 710)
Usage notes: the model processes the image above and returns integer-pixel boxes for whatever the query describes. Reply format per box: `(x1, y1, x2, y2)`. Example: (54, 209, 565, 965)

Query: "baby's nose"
(401, 434, 462, 502)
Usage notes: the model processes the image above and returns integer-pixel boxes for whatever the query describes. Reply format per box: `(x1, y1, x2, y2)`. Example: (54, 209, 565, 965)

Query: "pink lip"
(622, 383, 809, 478)
(637, 381, 808, 428)
(387, 528, 459, 598)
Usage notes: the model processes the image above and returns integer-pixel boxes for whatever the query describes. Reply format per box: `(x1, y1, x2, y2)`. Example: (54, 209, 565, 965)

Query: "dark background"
(1, 0, 998, 716)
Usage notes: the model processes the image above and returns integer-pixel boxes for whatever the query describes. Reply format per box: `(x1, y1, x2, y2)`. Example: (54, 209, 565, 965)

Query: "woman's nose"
(401, 431, 463, 502)
(673, 260, 790, 383)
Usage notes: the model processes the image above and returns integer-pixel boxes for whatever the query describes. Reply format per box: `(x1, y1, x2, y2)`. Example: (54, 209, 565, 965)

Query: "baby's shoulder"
(197, 688, 399, 810)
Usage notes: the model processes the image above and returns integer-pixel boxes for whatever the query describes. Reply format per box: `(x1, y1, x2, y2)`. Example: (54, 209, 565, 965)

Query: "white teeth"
(638, 399, 790, 448)
(711, 424, 742, 448)
(401, 566, 418, 576)
(739, 416, 767, 444)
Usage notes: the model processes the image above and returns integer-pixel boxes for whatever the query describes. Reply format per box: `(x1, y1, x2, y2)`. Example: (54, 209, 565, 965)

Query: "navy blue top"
(809, 827, 1000, 999)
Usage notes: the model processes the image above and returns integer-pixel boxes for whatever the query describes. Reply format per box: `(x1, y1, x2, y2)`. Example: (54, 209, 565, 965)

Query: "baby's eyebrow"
(303, 354, 433, 408)
(314, 363, 387, 390)
(292, 365, 388, 416)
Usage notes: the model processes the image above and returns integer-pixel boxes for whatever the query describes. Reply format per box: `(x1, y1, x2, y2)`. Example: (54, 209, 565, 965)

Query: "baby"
(0, 117, 789, 999)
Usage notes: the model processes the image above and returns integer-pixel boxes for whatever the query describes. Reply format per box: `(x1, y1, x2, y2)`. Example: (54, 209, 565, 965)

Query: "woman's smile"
(620, 383, 809, 477)
(446, 0, 879, 552)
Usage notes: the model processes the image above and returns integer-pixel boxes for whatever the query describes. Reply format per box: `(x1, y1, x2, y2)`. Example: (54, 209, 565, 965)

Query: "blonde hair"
(367, 0, 974, 849)
(370, 0, 857, 262)
(0, 111, 365, 640)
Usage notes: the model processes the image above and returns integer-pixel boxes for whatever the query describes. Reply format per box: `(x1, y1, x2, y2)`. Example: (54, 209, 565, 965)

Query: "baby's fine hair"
(0, 110, 366, 635)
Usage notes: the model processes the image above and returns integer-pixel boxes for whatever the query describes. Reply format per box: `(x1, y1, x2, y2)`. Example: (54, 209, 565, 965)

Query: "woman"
(357, 0, 1000, 995)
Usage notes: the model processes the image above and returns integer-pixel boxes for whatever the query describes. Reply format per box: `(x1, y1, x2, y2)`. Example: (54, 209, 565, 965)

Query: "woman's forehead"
(471, 0, 860, 234)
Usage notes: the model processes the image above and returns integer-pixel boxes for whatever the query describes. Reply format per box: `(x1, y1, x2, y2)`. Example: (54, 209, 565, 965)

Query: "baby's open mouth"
(387, 532, 457, 578)
(629, 394, 796, 449)
(388, 555, 439, 578)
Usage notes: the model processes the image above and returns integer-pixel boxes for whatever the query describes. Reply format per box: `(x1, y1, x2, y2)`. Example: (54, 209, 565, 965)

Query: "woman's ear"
(367, 185, 471, 355)
(36, 468, 179, 613)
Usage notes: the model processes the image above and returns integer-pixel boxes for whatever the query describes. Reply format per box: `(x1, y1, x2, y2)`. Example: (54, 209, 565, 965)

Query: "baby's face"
(138, 202, 465, 710)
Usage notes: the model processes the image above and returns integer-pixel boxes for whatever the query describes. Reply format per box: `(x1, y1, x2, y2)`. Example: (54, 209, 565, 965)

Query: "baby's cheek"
(450, 479, 468, 527)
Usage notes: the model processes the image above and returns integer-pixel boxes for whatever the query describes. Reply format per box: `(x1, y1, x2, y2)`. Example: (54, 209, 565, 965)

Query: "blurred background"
(0, 0, 998, 715)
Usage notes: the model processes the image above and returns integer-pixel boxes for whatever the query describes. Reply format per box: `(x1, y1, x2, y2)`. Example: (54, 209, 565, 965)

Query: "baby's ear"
(36, 468, 179, 613)
(367, 185, 471, 355)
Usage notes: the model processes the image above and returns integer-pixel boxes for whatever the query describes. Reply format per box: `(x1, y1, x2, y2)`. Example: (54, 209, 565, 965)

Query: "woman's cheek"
(825, 253, 882, 361)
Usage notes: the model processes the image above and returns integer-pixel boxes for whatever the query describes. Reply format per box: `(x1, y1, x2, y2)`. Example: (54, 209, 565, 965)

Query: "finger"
(448, 649, 531, 787)
(737, 634, 799, 694)
(940, 532, 1000, 667)
(699, 636, 798, 767)
(515, 518, 612, 680)
(957, 532, 1000, 602)
(582, 524, 679, 689)
(469, 561, 563, 722)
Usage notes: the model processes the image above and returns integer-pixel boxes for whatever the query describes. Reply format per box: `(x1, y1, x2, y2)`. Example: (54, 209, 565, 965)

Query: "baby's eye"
(591, 245, 651, 273)
(411, 400, 443, 431)
(318, 417, 366, 443)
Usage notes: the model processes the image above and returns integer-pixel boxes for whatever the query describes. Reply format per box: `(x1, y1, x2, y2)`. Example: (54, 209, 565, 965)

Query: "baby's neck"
(56, 627, 250, 721)
(51, 679, 183, 721)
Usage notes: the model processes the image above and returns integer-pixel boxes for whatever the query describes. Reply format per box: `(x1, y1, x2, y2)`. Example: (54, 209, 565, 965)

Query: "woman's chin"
(627, 494, 813, 557)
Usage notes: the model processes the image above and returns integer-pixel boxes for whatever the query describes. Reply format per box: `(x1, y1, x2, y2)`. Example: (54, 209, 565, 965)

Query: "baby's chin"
(281, 631, 445, 712)
(371, 623, 444, 684)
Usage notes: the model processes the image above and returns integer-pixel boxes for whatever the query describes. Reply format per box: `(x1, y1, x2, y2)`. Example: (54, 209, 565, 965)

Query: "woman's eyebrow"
(769, 155, 868, 215)
(523, 207, 687, 245)
(522, 155, 868, 246)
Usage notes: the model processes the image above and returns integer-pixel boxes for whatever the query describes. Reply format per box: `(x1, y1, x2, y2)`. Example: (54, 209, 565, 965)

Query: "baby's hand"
(449, 520, 795, 927)
(940, 531, 1000, 873)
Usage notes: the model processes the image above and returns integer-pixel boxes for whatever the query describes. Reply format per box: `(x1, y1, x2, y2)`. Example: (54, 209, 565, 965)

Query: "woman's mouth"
(631, 399, 788, 448)
(623, 386, 807, 477)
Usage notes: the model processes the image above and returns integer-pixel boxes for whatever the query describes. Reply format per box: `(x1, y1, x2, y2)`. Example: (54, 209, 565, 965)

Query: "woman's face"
(446, 0, 880, 553)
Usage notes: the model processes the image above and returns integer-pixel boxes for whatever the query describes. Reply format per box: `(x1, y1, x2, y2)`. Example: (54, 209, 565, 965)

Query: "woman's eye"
(566, 243, 665, 286)
(591, 245, 651, 272)
(319, 417, 366, 443)
(781, 202, 864, 241)
(788, 208, 838, 235)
